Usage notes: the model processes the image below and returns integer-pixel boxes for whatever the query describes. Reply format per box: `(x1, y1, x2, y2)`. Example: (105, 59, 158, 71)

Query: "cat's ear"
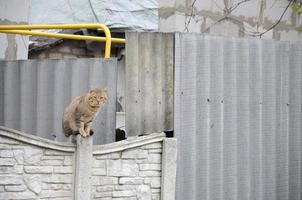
(89, 89, 96, 94)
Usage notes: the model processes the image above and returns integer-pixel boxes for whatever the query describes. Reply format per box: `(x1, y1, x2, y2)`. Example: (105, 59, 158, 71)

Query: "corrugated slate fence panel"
(174, 33, 302, 200)
(288, 43, 302, 200)
(125, 32, 174, 136)
(0, 58, 117, 145)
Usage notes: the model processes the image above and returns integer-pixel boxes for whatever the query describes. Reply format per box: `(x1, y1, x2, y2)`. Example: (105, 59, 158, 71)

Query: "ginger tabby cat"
(63, 88, 107, 137)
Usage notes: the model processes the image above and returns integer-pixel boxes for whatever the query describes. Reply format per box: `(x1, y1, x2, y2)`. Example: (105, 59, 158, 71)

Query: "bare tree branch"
(213, 0, 224, 11)
(184, 0, 198, 32)
(202, 0, 251, 33)
(238, 0, 294, 37)
(229, 0, 251, 13)
(184, 0, 294, 38)
(258, 0, 294, 37)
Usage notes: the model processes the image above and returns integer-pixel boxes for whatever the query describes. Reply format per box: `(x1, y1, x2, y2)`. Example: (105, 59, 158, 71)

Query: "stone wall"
(92, 142, 163, 200)
(0, 126, 177, 200)
(0, 127, 75, 200)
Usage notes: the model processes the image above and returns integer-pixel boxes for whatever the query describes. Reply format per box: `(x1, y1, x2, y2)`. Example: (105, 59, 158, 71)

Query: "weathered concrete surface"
(161, 138, 177, 200)
(159, 0, 302, 41)
(0, 0, 30, 60)
(126, 32, 174, 136)
(74, 135, 93, 200)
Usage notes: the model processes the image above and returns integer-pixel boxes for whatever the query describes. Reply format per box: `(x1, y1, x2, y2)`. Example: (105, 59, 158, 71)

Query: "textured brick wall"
(0, 127, 176, 200)
(92, 142, 162, 200)
(0, 134, 75, 200)
(29, 40, 96, 59)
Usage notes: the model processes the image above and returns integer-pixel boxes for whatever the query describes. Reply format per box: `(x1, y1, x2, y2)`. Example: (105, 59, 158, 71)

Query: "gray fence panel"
(125, 32, 174, 136)
(174, 33, 302, 200)
(0, 58, 117, 145)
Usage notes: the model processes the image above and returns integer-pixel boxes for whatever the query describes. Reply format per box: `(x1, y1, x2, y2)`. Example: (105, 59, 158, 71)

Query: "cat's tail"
(62, 121, 72, 137)
(64, 130, 72, 137)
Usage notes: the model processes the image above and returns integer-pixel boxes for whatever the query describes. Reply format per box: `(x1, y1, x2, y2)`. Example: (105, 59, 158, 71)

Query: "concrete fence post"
(74, 135, 93, 200)
(161, 138, 177, 200)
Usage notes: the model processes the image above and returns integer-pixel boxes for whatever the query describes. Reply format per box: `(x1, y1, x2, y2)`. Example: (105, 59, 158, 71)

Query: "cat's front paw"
(79, 129, 88, 137)
(82, 132, 89, 137)
(73, 131, 80, 135)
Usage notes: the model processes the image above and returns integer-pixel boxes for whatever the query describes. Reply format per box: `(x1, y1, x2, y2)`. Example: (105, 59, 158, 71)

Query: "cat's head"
(87, 88, 108, 108)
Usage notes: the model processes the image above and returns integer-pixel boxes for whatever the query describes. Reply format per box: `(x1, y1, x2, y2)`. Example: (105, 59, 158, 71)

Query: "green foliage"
(292, 3, 302, 15)
(292, 2, 302, 32)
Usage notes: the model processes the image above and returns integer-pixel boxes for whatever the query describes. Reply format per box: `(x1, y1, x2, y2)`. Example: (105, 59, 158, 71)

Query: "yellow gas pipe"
(0, 24, 126, 58)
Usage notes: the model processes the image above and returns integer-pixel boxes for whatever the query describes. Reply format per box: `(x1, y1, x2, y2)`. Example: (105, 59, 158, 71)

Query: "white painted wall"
(0, 0, 30, 60)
